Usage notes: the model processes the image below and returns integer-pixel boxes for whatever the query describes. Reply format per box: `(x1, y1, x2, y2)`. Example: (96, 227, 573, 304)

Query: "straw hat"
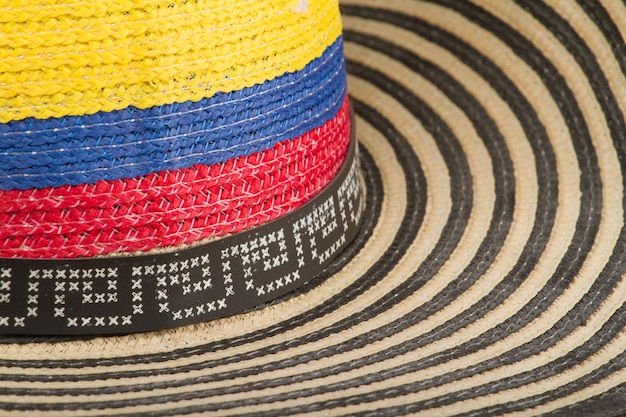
(1, 0, 625, 415)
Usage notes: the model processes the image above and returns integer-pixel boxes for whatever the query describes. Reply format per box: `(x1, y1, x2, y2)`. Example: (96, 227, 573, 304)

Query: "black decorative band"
(0, 127, 363, 335)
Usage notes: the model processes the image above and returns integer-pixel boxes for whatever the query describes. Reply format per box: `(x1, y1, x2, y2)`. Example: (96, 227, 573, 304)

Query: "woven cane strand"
(0, 98, 351, 258)
(0, 0, 342, 122)
(0, 37, 347, 190)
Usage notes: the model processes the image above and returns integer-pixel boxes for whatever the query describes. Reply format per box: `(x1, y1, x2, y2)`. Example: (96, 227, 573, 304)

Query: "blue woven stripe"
(0, 37, 346, 190)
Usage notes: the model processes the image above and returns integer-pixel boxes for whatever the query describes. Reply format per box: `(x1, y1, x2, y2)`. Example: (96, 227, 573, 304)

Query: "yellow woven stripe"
(0, 0, 342, 122)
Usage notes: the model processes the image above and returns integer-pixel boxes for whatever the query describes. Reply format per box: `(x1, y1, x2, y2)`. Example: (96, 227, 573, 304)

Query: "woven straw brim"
(2, 0, 626, 415)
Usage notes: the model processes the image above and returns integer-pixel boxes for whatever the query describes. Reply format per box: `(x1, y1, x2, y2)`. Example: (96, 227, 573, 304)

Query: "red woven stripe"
(0, 98, 351, 258)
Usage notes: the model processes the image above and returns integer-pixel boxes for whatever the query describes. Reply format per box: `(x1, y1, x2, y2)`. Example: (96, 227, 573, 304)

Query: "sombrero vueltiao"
(1, 0, 626, 415)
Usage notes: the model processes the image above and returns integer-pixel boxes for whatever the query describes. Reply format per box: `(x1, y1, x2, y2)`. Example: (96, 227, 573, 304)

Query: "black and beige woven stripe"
(2, 0, 626, 415)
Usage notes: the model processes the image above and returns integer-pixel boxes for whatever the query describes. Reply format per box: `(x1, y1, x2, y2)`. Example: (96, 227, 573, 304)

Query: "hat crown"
(0, 0, 352, 259)
(0, 0, 362, 334)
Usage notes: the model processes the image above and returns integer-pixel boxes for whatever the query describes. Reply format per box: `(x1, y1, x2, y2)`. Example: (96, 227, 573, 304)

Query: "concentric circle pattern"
(1, 0, 626, 415)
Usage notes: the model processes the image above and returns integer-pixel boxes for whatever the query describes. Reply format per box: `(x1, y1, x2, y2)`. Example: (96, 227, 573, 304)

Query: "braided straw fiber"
(2, 0, 626, 415)
(0, 0, 350, 259)
(0, 0, 342, 122)
(0, 98, 352, 258)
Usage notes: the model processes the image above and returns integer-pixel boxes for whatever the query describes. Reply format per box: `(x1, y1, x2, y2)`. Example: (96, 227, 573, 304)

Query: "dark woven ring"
(0, 120, 363, 335)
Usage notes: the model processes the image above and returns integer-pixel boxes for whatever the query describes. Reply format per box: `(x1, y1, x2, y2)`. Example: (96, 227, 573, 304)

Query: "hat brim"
(2, 0, 626, 415)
